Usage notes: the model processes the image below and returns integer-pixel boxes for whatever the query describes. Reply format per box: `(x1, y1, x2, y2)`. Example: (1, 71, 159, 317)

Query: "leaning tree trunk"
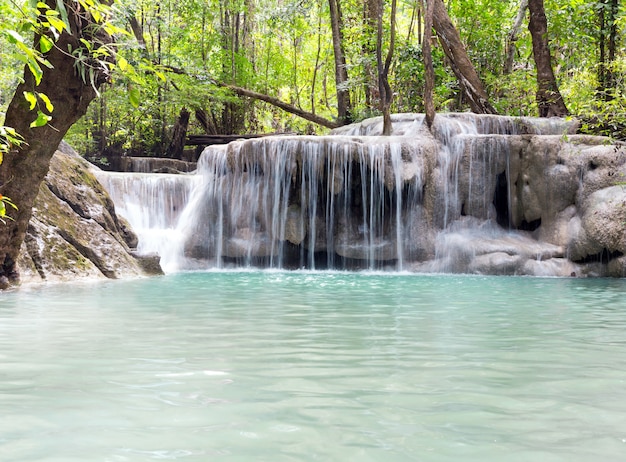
(527, 0, 568, 117)
(0, 0, 112, 288)
(432, 0, 497, 114)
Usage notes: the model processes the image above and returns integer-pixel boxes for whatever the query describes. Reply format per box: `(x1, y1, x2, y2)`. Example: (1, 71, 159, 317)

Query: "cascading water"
(95, 172, 199, 264)
(167, 135, 429, 271)
(97, 113, 626, 277)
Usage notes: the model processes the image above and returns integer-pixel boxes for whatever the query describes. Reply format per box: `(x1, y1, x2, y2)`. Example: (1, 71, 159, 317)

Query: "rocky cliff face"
(17, 142, 162, 286)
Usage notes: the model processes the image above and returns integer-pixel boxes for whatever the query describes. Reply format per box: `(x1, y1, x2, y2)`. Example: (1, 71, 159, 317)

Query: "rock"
(97, 113, 626, 277)
(17, 149, 162, 285)
(581, 186, 626, 254)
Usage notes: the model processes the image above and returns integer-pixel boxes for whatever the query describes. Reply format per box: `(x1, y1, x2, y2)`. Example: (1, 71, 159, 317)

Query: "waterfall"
(96, 112, 619, 277)
(164, 135, 431, 271)
(95, 171, 199, 270)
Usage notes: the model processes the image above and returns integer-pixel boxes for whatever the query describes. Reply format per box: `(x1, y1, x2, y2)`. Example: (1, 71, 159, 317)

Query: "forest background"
(0, 0, 623, 288)
(0, 0, 625, 164)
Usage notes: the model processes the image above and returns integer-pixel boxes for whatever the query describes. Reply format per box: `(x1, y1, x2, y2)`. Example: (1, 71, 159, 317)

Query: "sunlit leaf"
(39, 35, 54, 53)
(129, 87, 141, 108)
(23, 91, 37, 110)
(117, 56, 129, 72)
(30, 111, 52, 128)
(38, 93, 54, 113)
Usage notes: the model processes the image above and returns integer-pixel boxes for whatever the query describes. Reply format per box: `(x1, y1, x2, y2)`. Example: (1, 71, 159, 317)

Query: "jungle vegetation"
(0, 0, 624, 286)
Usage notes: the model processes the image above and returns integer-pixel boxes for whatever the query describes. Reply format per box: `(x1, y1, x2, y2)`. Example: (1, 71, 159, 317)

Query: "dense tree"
(0, 0, 114, 287)
(0, 0, 624, 287)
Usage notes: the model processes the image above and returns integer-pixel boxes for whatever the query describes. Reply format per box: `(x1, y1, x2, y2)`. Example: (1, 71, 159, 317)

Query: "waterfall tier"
(98, 113, 626, 277)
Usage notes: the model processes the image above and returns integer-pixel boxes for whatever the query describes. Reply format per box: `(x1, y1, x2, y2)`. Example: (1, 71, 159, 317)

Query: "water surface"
(1, 272, 625, 461)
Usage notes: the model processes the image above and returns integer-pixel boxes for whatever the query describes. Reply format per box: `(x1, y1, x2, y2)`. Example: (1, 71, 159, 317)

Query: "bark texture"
(166, 108, 191, 158)
(0, 0, 112, 288)
(432, 0, 497, 114)
(328, 0, 352, 124)
(527, 0, 568, 117)
(504, 0, 529, 74)
(422, 0, 436, 129)
(377, 0, 397, 136)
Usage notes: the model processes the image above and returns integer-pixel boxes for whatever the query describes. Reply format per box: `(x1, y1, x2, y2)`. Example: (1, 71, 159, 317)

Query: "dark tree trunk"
(195, 109, 218, 135)
(166, 108, 191, 159)
(597, 0, 619, 98)
(432, 0, 497, 114)
(329, 0, 353, 124)
(527, 0, 568, 117)
(0, 0, 112, 288)
(422, 0, 436, 129)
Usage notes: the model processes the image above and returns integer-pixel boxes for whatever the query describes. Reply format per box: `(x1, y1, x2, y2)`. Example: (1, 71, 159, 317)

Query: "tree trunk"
(224, 84, 341, 129)
(422, 0, 436, 129)
(527, 0, 568, 117)
(377, 0, 397, 136)
(0, 0, 112, 288)
(328, 0, 352, 124)
(432, 0, 497, 114)
(597, 0, 619, 98)
(166, 108, 191, 159)
(504, 0, 529, 74)
(363, 0, 380, 113)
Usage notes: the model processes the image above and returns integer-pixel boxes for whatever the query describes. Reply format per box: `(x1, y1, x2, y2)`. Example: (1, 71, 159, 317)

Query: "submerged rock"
(17, 148, 163, 285)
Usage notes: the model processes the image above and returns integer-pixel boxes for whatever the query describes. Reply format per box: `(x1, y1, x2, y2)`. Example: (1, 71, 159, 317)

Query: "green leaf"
(5, 30, 26, 44)
(39, 35, 54, 53)
(128, 87, 141, 108)
(26, 60, 44, 86)
(117, 56, 129, 72)
(38, 93, 54, 113)
(47, 16, 67, 35)
(55, 0, 71, 31)
(30, 111, 52, 128)
(23, 91, 37, 110)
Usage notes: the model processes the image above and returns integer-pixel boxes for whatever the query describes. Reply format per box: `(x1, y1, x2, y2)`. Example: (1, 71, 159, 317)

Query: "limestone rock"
(18, 149, 163, 285)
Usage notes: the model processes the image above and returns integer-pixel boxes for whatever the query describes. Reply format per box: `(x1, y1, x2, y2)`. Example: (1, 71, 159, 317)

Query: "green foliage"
(0, 193, 17, 224)
(4, 0, 626, 159)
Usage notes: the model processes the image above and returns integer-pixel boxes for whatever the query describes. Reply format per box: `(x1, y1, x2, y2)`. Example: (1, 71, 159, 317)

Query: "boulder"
(18, 149, 163, 285)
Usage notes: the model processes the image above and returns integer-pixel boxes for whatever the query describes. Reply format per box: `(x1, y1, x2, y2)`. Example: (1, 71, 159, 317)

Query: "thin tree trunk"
(527, 0, 568, 117)
(432, 0, 497, 114)
(504, 0, 528, 74)
(328, 0, 352, 124)
(311, 0, 324, 115)
(377, 0, 397, 135)
(422, 0, 436, 129)
(0, 0, 112, 288)
(224, 84, 342, 129)
(597, 0, 619, 98)
(363, 0, 379, 113)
